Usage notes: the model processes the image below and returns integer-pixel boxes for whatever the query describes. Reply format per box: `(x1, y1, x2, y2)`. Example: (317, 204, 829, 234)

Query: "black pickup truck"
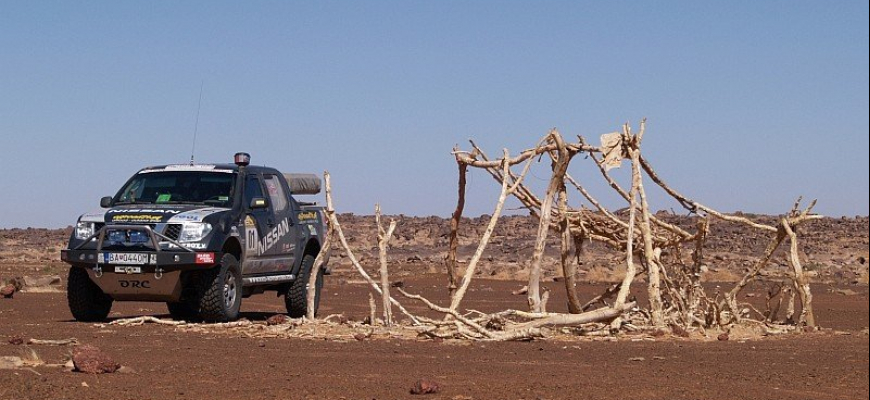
(61, 153, 329, 322)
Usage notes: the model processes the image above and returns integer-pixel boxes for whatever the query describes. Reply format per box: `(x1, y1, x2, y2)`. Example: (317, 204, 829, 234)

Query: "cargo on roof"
(283, 173, 321, 195)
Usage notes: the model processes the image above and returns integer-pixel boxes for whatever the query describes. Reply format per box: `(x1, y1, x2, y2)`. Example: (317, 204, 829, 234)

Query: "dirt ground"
(1, 275, 868, 400)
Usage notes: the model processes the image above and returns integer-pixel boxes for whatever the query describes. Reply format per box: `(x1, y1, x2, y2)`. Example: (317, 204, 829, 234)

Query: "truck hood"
(80, 205, 231, 224)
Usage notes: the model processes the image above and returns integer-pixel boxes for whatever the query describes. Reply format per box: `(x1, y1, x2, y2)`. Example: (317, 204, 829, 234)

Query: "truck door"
(241, 173, 275, 275)
(261, 174, 297, 274)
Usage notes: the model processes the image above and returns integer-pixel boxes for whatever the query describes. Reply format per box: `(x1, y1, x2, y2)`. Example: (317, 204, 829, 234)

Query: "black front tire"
(193, 254, 242, 322)
(285, 254, 324, 318)
(67, 267, 113, 322)
(166, 300, 199, 321)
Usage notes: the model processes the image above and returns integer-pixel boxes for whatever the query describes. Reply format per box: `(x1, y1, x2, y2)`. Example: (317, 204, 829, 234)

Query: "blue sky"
(1, 1, 868, 228)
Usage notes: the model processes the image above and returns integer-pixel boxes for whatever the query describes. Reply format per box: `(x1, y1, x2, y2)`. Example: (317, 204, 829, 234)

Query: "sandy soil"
(1, 216, 868, 399)
(1, 276, 867, 400)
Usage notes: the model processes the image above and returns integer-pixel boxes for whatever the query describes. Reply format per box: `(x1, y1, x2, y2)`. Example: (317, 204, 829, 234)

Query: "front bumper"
(61, 249, 209, 271)
(61, 224, 218, 302)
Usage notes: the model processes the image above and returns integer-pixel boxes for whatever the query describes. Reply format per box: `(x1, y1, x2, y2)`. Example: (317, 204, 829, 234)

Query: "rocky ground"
(1, 214, 868, 399)
(3, 214, 866, 289)
(1, 278, 868, 400)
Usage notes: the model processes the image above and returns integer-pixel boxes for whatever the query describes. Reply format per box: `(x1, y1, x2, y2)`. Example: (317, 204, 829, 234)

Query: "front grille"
(163, 224, 182, 241)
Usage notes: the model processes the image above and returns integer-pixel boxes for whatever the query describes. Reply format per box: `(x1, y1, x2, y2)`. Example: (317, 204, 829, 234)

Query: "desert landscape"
(2, 3, 868, 399)
(2, 213, 868, 399)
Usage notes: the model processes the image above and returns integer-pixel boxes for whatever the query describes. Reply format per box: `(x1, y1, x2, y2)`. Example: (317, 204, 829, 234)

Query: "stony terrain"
(1, 214, 868, 399)
(3, 214, 866, 289)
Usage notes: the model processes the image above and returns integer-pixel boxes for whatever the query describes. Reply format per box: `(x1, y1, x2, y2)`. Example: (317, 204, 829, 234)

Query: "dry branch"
(449, 148, 534, 312)
(782, 220, 816, 327)
(108, 316, 187, 326)
(528, 130, 575, 312)
(323, 176, 421, 326)
(376, 204, 397, 326)
(446, 150, 470, 298)
(558, 185, 582, 313)
(26, 338, 79, 346)
(454, 120, 819, 335)
(307, 171, 336, 320)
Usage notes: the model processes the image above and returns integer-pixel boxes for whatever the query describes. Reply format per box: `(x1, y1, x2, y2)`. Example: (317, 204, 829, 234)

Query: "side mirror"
(249, 197, 268, 209)
(100, 196, 113, 208)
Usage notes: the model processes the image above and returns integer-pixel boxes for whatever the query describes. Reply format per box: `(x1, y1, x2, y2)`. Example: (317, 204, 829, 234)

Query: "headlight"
(179, 222, 213, 242)
(75, 222, 95, 240)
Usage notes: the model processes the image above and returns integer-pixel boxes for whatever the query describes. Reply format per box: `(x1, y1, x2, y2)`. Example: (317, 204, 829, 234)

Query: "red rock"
(0, 285, 15, 299)
(717, 333, 730, 342)
(353, 333, 367, 342)
(8, 277, 25, 291)
(7, 336, 25, 346)
(72, 345, 121, 374)
(266, 314, 289, 326)
(670, 324, 690, 339)
(410, 378, 441, 395)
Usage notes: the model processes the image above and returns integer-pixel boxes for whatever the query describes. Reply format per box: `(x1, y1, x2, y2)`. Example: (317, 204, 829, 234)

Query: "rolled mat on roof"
(283, 173, 322, 195)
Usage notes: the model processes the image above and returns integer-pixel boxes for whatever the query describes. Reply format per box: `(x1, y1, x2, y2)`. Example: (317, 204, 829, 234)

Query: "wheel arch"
(222, 237, 243, 262)
(291, 238, 321, 276)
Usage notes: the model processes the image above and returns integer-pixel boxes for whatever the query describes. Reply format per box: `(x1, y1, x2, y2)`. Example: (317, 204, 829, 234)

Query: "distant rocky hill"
(1, 214, 867, 285)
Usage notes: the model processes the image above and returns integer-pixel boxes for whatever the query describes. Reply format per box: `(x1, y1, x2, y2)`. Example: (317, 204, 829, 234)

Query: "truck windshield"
(114, 171, 236, 207)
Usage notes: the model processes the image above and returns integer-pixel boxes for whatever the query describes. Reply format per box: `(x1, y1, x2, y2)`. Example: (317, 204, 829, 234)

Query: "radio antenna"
(189, 81, 204, 165)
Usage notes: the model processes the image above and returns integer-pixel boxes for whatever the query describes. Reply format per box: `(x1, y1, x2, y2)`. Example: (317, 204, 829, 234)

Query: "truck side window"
(245, 176, 265, 206)
(263, 175, 288, 212)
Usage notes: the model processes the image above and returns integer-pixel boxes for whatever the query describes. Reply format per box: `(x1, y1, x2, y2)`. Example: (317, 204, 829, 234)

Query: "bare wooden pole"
(726, 228, 787, 317)
(614, 130, 640, 312)
(782, 220, 816, 328)
(368, 292, 378, 326)
(446, 152, 469, 298)
(307, 171, 335, 320)
(628, 121, 664, 327)
(509, 302, 636, 331)
(558, 185, 582, 313)
(449, 150, 513, 312)
(528, 130, 574, 313)
(688, 218, 709, 317)
(376, 204, 397, 327)
(323, 175, 421, 325)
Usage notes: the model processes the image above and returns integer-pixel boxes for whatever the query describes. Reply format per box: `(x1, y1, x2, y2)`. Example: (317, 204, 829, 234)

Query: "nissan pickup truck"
(61, 152, 328, 322)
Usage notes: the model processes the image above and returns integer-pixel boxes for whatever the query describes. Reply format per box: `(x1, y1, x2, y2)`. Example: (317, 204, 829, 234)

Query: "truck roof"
(136, 164, 322, 195)
(137, 163, 279, 175)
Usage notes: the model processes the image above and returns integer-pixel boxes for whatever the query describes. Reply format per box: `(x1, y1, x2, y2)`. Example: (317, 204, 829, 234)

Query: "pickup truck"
(61, 153, 329, 322)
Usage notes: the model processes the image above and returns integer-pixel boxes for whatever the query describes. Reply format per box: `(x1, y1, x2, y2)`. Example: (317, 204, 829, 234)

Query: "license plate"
(114, 266, 142, 274)
(102, 252, 154, 265)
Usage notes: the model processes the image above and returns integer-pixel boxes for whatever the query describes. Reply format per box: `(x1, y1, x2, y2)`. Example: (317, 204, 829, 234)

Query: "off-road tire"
(166, 300, 198, 322)
(285, 254, 323, 318)
(67, 267, 113, 322)
(191, 253, 242, 322)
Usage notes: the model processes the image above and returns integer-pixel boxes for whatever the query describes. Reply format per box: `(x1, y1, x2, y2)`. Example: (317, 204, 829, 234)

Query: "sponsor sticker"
(112, 214, 163, 223)
(297, 211, 318, 223)
(246, 218, 291, 256)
